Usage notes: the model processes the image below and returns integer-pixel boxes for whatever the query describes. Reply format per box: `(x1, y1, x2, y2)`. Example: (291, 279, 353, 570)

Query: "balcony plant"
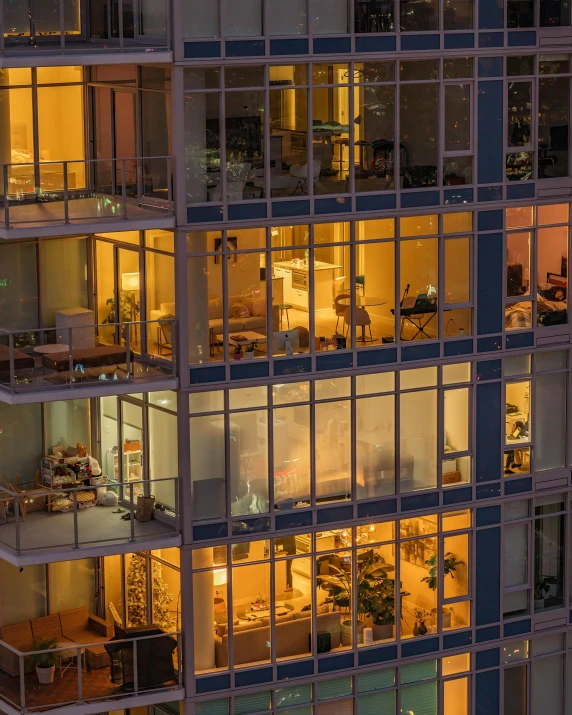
(244, 341, 258, 360)
(29, 637, 60, 684)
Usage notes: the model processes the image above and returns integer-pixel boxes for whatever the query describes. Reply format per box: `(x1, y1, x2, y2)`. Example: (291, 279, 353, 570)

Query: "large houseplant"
(29, 637, 59, 684)
(421, 551, 464, 629)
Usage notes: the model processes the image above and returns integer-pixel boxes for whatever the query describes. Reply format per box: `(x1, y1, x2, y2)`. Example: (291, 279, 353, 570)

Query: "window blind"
(359, 689, 396, 715)
(196, 699, 229, 715)
(318, 677, 353, 700)
(281, 708, 313, 715)
(399, 681, 438, 715)
(317, 698, 353, 715)
(358, 668, 396, 693)
(277, 684, 313, 708)
(400, 659, 438, 684)
(234, 692, 272, 715)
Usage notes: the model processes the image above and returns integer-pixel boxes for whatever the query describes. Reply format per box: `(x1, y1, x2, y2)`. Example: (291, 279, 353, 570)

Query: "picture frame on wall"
(214, 237, 238, 263)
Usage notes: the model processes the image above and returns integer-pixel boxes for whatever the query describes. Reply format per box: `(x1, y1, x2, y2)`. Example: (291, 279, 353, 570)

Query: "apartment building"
(0, 2, 571, 715)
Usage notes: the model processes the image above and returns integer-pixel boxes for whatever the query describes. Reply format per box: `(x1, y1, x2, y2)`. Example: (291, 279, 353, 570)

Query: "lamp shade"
(121, 272, 140, 291)
(213, 568, 227, 587)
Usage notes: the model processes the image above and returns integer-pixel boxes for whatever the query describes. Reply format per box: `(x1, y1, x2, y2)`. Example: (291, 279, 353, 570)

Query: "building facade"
(0, 3, 571, 715)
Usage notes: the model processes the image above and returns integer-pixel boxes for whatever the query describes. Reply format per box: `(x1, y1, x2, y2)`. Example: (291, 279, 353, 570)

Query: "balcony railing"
(0, 318, 177, 395)
(0, 157, 173, 229)
(0, 629, 182, 712)
(0, 0, 171, 56)
(0, 477, 180, 557)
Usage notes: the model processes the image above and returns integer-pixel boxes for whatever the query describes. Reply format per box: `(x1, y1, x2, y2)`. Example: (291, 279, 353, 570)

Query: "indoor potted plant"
(243, 341, 257, 360)
(421, 551, 464, 629)
(233, 344, 243, 360)
(361, 573, 396, 641)
(413, 608, 431, 636)
(534, 575, 558, 610)
(29, 637, 59, 684)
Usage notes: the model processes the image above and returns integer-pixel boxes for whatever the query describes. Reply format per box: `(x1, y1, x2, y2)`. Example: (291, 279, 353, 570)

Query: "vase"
(341, 618, 365, 646)
(244, 351, 254, 360)
(418, 620, 428, 636)
(413, 622, 420, 637)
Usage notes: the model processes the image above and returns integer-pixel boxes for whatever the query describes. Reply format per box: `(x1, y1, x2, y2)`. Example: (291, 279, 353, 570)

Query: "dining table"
(338, 296, 388, 342)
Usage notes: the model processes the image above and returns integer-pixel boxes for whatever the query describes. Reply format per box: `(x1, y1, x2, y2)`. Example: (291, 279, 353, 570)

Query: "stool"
(278, 304, 293, 329)
(86, 644, 110, 669)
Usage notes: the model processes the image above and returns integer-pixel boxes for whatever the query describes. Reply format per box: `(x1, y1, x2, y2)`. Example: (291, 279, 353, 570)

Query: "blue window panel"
(476, 670, 499, 715)
(313, 37, 351, 54)
(476, 382, 501, 482)
(508, 30, 536, 45)
(476, 358, 501, 381)
(276, 510, 313, 530)
(235, 667, 273, 687)
(507, 183, 535, 200)
(400, 34, 440, 50)
(356, 193, 397, 212)
(478, 0, 503, 29)
(400, 190, 440, 208)
(506, 331, 534, 349)
(444, 32, 474, 48)
(228, 202, 267, 221)
(444, 187, 473, 204)
(197, 673, 231, 693)
(477, 335, 502, 352)
(318, 653, 354, 672)
(504, 477, 532, 495)
(444, 338, 473, 357)
(443, 631, 472, 649)
(190, 365, 225, 384)
(402, 343, 440, 362)
(476, 505, 501, 526)
(443, 486, 472, 505)
(357, 347, 397, 367)
(315, 197, 351, 214)
(187, 205, 224, 223)
(231, 360, 269, 380)
(478, 56, 503, 77)
(272, 199, 310, 217)
(477, 482, 501, 499)
(184, 41, 221, 58)
(504, 619, 531, 637)
(476, 527, 501, 625)
(477, 232, 503, 334)
(478, 31, 504, 46)
(478, 185, 503, 202)
(270, 38, 309, 55)
(274, 356, 311, 375)
(358, 498, 398, 519)
(476, 625, 500, 642)
(356, 35, 396, 52)
(401, 492, 439, 511)
(401, 637, 439, 658)
(478, 209, 503, 231)
(193, 521, 228, 541)
(478, 82, 503, 183)
(359, 644, 398, 666)
(317, 505, 353, 524)
(277, 660, 314, 680)
(476, 648, 500, 669)
(316, 352, 353, 371)
(225, 40, 265, 56)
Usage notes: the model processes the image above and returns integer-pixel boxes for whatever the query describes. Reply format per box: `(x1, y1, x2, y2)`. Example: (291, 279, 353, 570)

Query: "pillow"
(231, 302, 250, 319)
(250, 298, 266, 317)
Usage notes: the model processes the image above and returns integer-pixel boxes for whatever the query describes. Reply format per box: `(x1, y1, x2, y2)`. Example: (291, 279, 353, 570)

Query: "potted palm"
(29, 637, 59, 684)
(361, 573, 396, 641)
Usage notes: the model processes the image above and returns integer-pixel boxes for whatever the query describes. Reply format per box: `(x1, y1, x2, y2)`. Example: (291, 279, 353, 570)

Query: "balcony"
(0, 0, 171, 66)
(0, 627, 182, 714)
(0, 318, 177, 403)
(0, 158, 174, 238)
(0, 477, 180, 565)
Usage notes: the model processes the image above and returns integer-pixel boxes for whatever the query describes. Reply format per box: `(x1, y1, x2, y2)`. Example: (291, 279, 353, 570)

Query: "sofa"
(41, 345, 134, 373)
(149, 302, 176, 324)
(208, 295, 280, 339)
(0, 608, 114, 676)
(214, 610, 341, 667)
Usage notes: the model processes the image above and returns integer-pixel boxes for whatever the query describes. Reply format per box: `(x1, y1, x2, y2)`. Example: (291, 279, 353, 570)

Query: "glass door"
(120, 399, 145, 502)
(117, 246, 142, 351)
(113, 90, 138, 199)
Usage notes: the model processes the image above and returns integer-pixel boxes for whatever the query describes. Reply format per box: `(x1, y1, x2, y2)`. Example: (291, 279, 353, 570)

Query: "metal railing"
(0, 156, 173, 228)
(0, 318, 177, 393)
(0, 0, 171, 55)
(0, 476, 180, 556)
(0, 629, 182, 712)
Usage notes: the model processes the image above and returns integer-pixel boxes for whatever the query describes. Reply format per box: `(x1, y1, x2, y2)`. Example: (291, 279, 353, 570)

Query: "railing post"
(18, 652, 25, 710)
(63, 161, 70, 224)
(72, 489, 79, 548)
(59, 0, 65, 51)
(177, 635, 182, 686)
(121, 159, 128, 218)
(125, 322, 131, 379)
(174, 477, 180, 533)
(0, 0, 5, 53)
(118, 0, 124, 49)
(167, 157, 173, 208)
(3, 164, 10, 228)
(14, 495, 20, 554)
(129, 482, 135, 542)
(132, 638, 139, 694)
(8, 332, 15, 389)
(68, 327, 74, 383)
(76, 645, 83, 701)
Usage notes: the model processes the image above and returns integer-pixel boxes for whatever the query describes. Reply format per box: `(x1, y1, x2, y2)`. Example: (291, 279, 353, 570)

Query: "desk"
(338, 296, 388, 342)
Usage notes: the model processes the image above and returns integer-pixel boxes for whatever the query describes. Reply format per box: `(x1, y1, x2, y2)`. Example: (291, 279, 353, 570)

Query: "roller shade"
(358, 667, 396, 693)
(235, 691, 272, 715)
(318, 677, 353, 700)
(400, 659, 438, 684)
(359, 689, 396, 715)
(277, 684, 313, 708)
(400, 681, 438, 715)
(196, 699, 228, 715)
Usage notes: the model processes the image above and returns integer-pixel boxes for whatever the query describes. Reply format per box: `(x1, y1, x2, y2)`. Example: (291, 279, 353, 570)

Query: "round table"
(33, 344, 69, 354)
(338, 296, 388, 342)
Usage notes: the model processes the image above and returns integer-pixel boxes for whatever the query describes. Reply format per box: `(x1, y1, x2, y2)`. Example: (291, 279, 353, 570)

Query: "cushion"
(250, 298, 266, 317)
(231, 302, 250, 319)
(160, 302, 176, 313)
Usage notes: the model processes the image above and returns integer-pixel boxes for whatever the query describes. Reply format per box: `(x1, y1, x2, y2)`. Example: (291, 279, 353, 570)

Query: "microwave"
(292, 269, 308, 290)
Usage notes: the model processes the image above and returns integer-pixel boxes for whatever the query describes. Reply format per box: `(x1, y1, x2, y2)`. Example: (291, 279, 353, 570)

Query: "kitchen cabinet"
(273, 260, 342, 312)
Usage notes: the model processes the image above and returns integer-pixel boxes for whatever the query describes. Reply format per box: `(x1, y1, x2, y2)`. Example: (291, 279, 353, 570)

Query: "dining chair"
(334, 293, 351, 332)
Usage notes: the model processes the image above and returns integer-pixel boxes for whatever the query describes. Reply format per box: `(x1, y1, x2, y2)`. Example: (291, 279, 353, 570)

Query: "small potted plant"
(29, 637, 59, 684)
(534, 575, 558, 610)
(413, 608, 431, 636)
(233, 344, 243, 360)
(243, 341, 257, 360)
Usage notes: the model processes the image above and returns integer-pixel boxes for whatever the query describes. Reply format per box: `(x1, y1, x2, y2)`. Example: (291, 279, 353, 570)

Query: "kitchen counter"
(273, 260, 343, 272)
(273, 260, 343, 312)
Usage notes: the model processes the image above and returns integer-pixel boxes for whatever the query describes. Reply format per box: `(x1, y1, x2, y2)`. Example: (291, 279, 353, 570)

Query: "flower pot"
(36, 664, 55, 684)
(534, 598, 545, 611)
(372, 623, 394, 641)
(244, 351, 255, 360)
(431, 607, 452, 629)
(233, 353, 242, 360)
(341, 618, 365, 646)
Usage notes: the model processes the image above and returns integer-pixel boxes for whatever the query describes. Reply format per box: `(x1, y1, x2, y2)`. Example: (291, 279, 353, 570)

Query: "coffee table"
(33, 344, 70, 354)
(237, 602, 294, 621)
(216, 331, 267, 350)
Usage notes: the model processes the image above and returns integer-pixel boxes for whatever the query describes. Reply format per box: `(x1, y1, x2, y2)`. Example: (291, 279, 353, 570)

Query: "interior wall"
(0, 402, 42, 486)
(40, 237, 88, 327)
(0, 562, 46, 627)
(44, 399, 91, 454)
